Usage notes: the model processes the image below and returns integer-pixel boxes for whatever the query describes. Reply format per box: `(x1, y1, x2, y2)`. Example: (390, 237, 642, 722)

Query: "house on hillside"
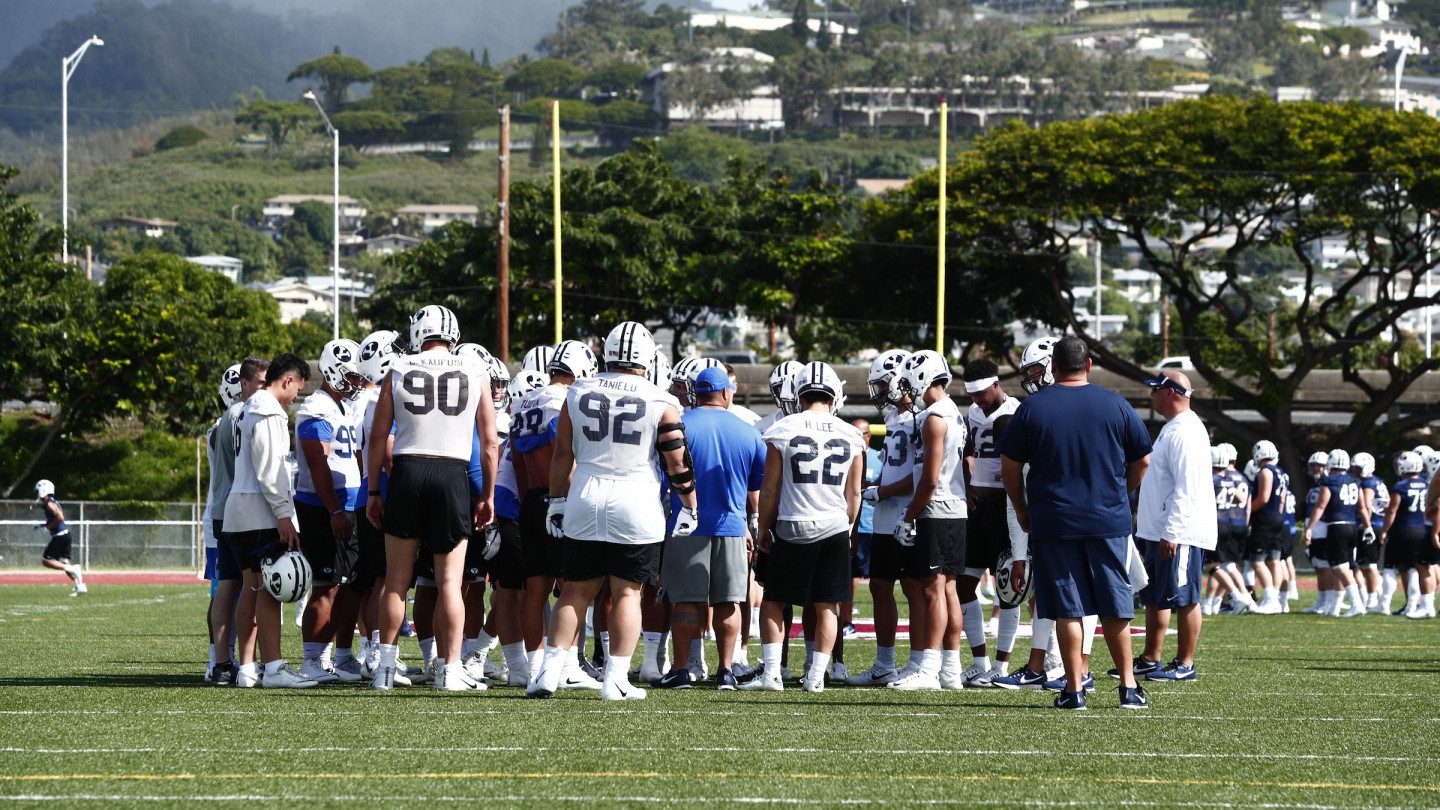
(394, 204, 480, 233)
(249, 275, 372, 323)
(187, 254, 243, 284)
(94, 216, 178, 238)
(687, 10, 856, 45)
(642, 48, 784, 129)
(262, 194, 366, 231)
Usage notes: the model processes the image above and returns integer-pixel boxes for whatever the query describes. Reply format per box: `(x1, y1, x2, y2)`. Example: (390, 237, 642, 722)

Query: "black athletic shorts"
(1214, 522, 1245, 565)
(1387, 526, 1439, 570)
(753, 548, 771, 587)
(520, 489, 563, 579)
(965, 491, 1009, 573)
(1247, 512, 1285, 561)
(231, 528, 283, 574)
(352, 504, 386, 592)
(562, 537, 660, 586)
(764, 532, 851, 606)
(41, 533, 72, 563)
(869, 531, 903, 582)
(462, 523, 495, 583)
(383, 455, 471, 555)
(486, 516, 525, 589)
(901, 517, 966, 578)
(295, 501, 343, 584)
(1321, 523, 1357, 567)
(1355, 525, 1382, 567)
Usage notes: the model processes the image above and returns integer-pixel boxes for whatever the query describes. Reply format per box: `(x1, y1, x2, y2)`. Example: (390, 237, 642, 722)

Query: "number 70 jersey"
(763, 412, 867, 522)
(388, 350, 489, 461)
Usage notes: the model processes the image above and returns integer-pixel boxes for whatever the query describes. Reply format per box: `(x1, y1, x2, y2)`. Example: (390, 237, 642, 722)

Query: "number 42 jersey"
(388, 349, 489, 461)
(563, 373, 682, 545)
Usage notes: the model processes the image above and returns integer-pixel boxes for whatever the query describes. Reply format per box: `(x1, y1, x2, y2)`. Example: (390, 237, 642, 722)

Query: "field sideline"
(0, 583, 1436, 808)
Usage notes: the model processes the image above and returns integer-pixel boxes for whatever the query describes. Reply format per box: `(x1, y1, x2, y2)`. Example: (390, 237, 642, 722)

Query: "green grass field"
(1, 583, 1437, 808)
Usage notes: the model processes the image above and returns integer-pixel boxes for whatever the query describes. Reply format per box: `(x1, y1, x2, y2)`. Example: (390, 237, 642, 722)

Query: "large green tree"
(234, 93, 316, 149)
(287, 49, 374, 110)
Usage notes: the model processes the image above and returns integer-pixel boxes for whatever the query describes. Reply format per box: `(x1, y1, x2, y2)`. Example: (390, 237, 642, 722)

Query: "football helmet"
(484, 355, 511, 413)
(319, 339, 364, 397)
(219, 364, 243, 408)
(261, 550, 312, 603)
(647, 349, 671, 388)
(1396, 451, 1424, 475)
(1216, 443, 1237, 466)
(1414, 444, 1434, 460)
(670, 357, 699, 405)
(507, 369, 548, 404)
(409, 304, 460, 352)
(452, 342, 492, 362)
(768, 361, 802, 410)
(681, 358, 723, 407)
(775, 373, 799, 416)
(1243, 459, 1259, 480)
(34, 479, 54, 501)
(1019, 336, 1059, 395)
(867, 350, 911, 409)
(522, 345, 555, 375)
(1252, 440, 1279, 464)
(1325, 449, 1349, 472)
(603, 321, 657, 372)
(1210, 446, 1224, 468)
(795, 361, 845, 414)
(1307, 451, 1329, 479)
(1351, 451, 1375, 478)
(1425, 451, 1440, 480)
(898, 350, 950, 398)
(358, 329, 405, 384)
(548, 340, 598, 379)
(994, 547, 1034, 608)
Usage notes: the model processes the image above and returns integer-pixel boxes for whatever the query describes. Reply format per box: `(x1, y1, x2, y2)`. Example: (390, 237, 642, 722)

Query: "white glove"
(32, 523, 44, 530)
(1361, 526, 1377, 545)
(861, 486, 880, 503)
(673, 506, 699, 538)
(545, 496, 566, 539)
(894, 520, 916, 547)
(747, 513, 759, 540)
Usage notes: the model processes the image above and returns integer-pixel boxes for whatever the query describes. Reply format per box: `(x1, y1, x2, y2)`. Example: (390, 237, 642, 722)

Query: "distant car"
(705, 352, 758, 365)
(1156, 356, 1194, 370)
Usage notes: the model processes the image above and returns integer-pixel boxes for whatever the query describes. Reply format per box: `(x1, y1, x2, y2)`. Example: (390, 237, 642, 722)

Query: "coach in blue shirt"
(998, 335, 1152, 710)
(657, 366, 767, 690)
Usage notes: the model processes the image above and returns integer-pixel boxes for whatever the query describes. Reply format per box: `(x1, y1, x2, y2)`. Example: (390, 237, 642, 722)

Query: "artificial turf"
(0, 583, 1437, 808)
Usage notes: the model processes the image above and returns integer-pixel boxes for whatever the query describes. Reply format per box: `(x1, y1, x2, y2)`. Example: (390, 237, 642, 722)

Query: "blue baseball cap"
(694, 366, 735, 393)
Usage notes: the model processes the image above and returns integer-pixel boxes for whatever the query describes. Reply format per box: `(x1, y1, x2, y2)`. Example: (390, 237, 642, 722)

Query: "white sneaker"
(419, 658, 442, 685)
(462, 651, 487, 681)
(845, 663, 899, 686)
(1300, 603, 1324, 614)
(938, 667, 965, 690)
(736, 672, 783, 691)
(984, 618, 998, 638)
(687, 656, 708, 684)
(886, 670, 941, 691)
(483, 655, 506, 680)
(637, 664, 662, 684)
(1404, 605, 1436, 619)
(1281, 600, 1290, 613)
(1254, 599, 1282, 615)
(526, 662, 562, 698)
(332, 657, 364, 682)
(1341, 602, 1367, 618)
(601, 679, 646, 701)
(560, 664, 603, 691)
(370, 663, 396, 691)
(262, 663, 318, 689)
(893, 661, 919, 681)
(977, 664, 1007, 687)
(829, 661, 849, 682)
(236, 666, 261, 689)
(436, 663, 486, 691)
(300, 657, 340, 684)
(801, 674, 824, 693)
(69, 582, 87, 597)
(960, 662, 991, 687)
(507, 664, 531, 688)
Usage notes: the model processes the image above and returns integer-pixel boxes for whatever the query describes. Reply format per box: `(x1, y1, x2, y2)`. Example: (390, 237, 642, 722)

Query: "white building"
(262, 195, 367, 231)
(643, 48, 785, 128)
(94, 216, 177, 238)
(394, 204, 481, 232)
(250, 275, 373, 323)
(187, 254, 243, 284)
(687, 10, 856, 44)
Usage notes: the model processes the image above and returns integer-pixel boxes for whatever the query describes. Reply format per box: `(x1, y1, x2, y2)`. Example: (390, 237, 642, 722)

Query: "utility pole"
(498, 105, 512, 362)
(1161, 294, 1170, 357)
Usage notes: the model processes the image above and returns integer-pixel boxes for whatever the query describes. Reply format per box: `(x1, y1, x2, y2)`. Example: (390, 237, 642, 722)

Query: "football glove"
(31, 523, 43, 530)
(673, 506, 699, 538)
(861, 486, 880, 503)
(747, 513, 759, 540)
(1361, 526, 1377, 545)
(894, 520, 916, 547)
(545, 496, 566, 539)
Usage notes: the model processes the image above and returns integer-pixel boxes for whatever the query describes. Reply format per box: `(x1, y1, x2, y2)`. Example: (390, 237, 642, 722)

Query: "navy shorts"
(1138, 539, 1204, 609)
(1031, 535, 1135, 621)
(851, 532, 872, 579)
(1321, 523, 1357, 568)
(215, 520, 245, 581)
(231, 529, 283, 574)
(764, 532, 851, 607)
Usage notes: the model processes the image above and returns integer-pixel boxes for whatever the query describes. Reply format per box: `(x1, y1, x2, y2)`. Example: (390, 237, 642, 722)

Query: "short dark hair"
(963, 358, 999, 382)
(238, 355, 269, 381)
(265, 353, 311, 384)
(722, 362, 736, 375)
(799, 391, 833, 407)
(696, 390, 727, 405)
(1053, 336, 1089, 374)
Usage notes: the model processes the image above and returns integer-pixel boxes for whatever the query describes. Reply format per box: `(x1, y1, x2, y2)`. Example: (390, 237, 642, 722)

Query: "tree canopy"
(287, 50, 374, 110)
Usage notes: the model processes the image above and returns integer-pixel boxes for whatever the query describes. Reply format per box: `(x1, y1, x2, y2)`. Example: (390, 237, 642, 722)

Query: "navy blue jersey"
(1390, 477, 1429, 530)
(1255, 464, 1289, 515)
(1214, 468, 1249, 526)
(1320, 472, 1361, 524)
(1361, 475, 1388, 529)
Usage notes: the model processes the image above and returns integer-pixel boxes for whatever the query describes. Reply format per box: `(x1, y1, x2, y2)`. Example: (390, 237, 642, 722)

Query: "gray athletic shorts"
(661, 534, 749, 604)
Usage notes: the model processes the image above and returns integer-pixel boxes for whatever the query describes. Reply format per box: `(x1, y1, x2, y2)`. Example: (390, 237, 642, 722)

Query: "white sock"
(1031, 618, 1054, 652)
(1380, 569, 1398, 609)
(960, 599, 985, 649)
(971, 654, 991, 671)
(876, 645, 896, 669)
(643, 632, 661, 672)
(418, 637, 436, 664)
(1244, 568, 1256, 587)
(526, 648, 543, 677)
(540, 644, 567, 678)
(994, 659, 1011, 676)
(502, 642, 527, 673)
(239, 661, 259, 679)
(370, 630, 380, 647)
(379, 643, 398, 669)
(809, 651, 831, 683)
(1423, 593, 1436, 612)
(919, 649, 941, 676)
(1346, 583, 1364, 610)
(476, 628, 497, 652)
(1408, 571, 1423, 609)
(1080, 615, 1098, 656)
(1287, 586, 1299, 601)
(732, 636, 748, 667)
(320, 642, 333, 668)
(761, 642, 783, 679)
(940, 648, 962, 675)
(657, 629, 670, 670)
(751, 606, 760, 631)
(689, 638, 704, 668)
(263, 659, 284, 677)
(602, 655, 628, 684)
(997, 606, 1020, 655)
(302, 641, 325, 660)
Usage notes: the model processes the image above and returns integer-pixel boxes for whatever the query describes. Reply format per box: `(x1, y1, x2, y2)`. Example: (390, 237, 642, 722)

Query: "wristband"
(368, 490, 381, 497)
(330, 508, 345, 516)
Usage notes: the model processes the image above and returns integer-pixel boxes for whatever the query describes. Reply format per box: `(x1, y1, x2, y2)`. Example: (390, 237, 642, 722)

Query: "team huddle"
(182, 307, 1437, 704)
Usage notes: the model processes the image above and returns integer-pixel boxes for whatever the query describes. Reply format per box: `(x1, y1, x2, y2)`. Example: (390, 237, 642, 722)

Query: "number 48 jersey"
(763, 411, 867, 524)
(388, 349, 488, 461)
(563, 373, 682, 545)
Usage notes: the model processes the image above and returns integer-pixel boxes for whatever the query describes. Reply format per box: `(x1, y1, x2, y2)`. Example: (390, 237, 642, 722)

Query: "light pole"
(903, 0, 912, 43)
(61, 34, 103, 265)
(303, 89, 341, 340)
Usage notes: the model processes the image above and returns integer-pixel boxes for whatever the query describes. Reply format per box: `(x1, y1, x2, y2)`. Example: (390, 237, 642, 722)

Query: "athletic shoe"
(730, 661, 754, 679)
(370, 663, 396, 691)
(526, 662, 562, 698)
(737, 671, 783, 691)
(399, 659, 426, 685)
(1052, 689, 1087, 710)
(462, 651, 487, 681)
(845, 663, 899, 686)
(560, 666, 603, 691)
(960, 662, 990, 687)
(506, 664, 531, 688)
(209, 662, 237, 687)
(1146, 660, 1196, 681)
(1367, 603, 1389, 615)
(938, 666, 966, 690)
(1253, 599, 1282, 615)
(436, 664, 486, 691)
(418, 658, 442, 685)
(578, 655, 604, 682)
(300, 657, 340, 684)
(1229, 599, 1253, 615)
(332, 657, 364, 683)
(68, 582, 87, 597)
(398, 615, 415, 637)
(236, 666, 261, 689)
(780, 666, 792, 681)
(1107, 658, 1162, 680)
(262, 664, 318, 689)
(840, 623, 857, 638)
(1043, 672, 1095, 692)
(1118, 684, 1149, 709)
(991, 667, 1047, 690)
(1301, 603, 1325, 614)
(636, 664, 662, 684)
(1404, 605, 1436, 619)
(716, 668, 738, 691)
(1280, 600, 1290, 614)
(1341, 602, 1367, 618)
(484, 655, 507, 680)
(894, 661, 919, 681)
(886, 670, 941, 691)
(801, 673, 824, 693)
(601, 679, 646, 701)
(687, 656, 708, 683)
(651, 669, 693, 690)
(829, 661, 849, 682)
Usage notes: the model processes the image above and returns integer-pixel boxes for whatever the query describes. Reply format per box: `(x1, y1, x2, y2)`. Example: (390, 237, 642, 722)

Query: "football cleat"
(976, 664, 1007, 687)
(886, 670, 941, 691)
(370, 663, 396, 691)
(560, 667, 603, 691)
(1341, 602, 1367, 618)
(1118, 685, 1150, 709)
(736, 671, 783, 691)
(262, 664, 318, 689)
(801, 673, 824, 693)
(578, 655, 603, 682)
(332, 657, 364, 683)
(845, 664, 899, 686)
(960, 662, 991, 687)
(209, 661, 237, 687)
(828, 661, 849, 683)
(236, 666, 261, 689)
(299, 657, 340, 684)
(601, 679, 646, 701)
(436, 664, 486, 691)
(991, 667, 1047, 690)
(1052, 689, 1087, 710)
(69, 582, 87, 597)
(525, 663, 562, 699)
(1146, 660, 1196, 681)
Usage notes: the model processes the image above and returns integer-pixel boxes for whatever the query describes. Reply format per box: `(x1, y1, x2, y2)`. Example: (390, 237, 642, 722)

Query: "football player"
(1305, 450, 1370, 618)
(1244, 441, 1290, 614)
(1379, 451, 1436, 618)
(1351, 452, 1386, 611)
(355, 330, 404, 679)
(1300, 451, 1334, 614)
(34, 480, 81, 595)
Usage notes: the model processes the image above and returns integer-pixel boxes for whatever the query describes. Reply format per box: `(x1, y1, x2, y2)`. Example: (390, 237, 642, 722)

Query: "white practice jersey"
(293, 390, 362, 505)
(510, 384, 568, 456)
(563, 373, 682, 544)
(763, 410, 866, 526)
(358, 387, 382, 482)
(873, 408, 921, 533)
(967, 395, 1019, 491)
(389, 349, 488, 461)
(729, 403, 762, 426)
(913, 396, 968, 519)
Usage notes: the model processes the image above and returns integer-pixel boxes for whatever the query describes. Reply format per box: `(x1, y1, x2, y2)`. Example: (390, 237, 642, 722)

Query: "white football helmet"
(768, 361, 802, 410)
(1216, 443, 1237, 466)
(1243, 459, 1259, 480)
(507, 369, 548, 405)
(670, 357, 699, 405)
(1019, 337, 1058, 395)
(994, 547, 1033, 608)
(1307, 451, 1329, 478)
(1425, 451, 1440, 480)
(646, 349, 671, 388)
(867, 349, 911, 409)
(319, 339, 364, 397)
(1396, 451, 1424, 475)
(484, 355, 511, 413)
(452, 342, 492, 362)
(1414, 444, 1434, 460)
(1210, 446, 1224, 468)
(410, 304, 460, 351)
(604, 321, 657, 372)
(261, 550, 312, 603)
(35, 479, 55, 500)
(522, 345, 555, 375)
(548, 339, 598, 379)
(775, 373, 799, 416)
(795, 361, 845, 414)
(1325, 449, 1349, 472)
(677, 357, 723, 408)
(219, 364, 243, 408)
(1350, 451, 1375, 478)
(358, 329, 405, 384)
(1252, 440, 1279, 464)
(898, 350, 950, 398)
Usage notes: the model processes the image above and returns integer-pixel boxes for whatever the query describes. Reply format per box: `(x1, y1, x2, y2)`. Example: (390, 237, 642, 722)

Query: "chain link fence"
(0, 500, 200, 570)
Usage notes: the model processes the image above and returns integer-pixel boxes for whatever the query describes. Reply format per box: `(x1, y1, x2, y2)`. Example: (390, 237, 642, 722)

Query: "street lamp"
(302, 89, 341, 341)
(903, 0, 912, 43)
(62, 34, 103, 265)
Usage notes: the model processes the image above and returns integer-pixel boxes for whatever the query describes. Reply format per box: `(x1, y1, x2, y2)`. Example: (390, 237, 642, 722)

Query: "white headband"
(964, 377, 998, 394)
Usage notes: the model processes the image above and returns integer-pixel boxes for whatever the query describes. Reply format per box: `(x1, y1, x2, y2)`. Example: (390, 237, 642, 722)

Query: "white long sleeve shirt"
(223, 389, 295, 534)
(1135, 409, 1217, 550)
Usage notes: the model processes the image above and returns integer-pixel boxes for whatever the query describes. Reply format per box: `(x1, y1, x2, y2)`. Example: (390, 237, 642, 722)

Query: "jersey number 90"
(400, 370, 469, 416)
